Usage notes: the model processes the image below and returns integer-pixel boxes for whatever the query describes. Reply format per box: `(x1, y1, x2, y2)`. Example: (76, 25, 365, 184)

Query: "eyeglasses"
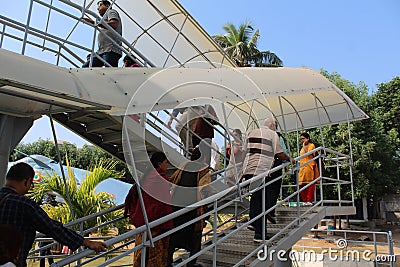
(300, 137, 306, 140)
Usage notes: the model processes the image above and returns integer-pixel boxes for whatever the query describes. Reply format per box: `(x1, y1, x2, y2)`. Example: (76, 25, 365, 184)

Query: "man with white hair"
(242, 118, 294, 242)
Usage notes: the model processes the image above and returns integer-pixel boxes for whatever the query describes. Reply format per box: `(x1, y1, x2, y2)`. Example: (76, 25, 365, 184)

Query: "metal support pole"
(123, 122, 154, 246)
(346, 105, 355, 206)
(312, 93, 325, 149)
(88, 24, 98, 67)
(163, 14, 188, 67)
(221, 104, 238, 185)
(278, 96, 293, 160)
(141, 232, 147, 267)
(245, 100, 255, 131)
(48, 114, 75, 219)
(212, 200, 217, 267)
(373, 233, 378, 267)
(262, 178, 266, 241)
(388, 231, 394, 267)
(336, 157, 341, 206)
(22, 0, 34, 54)
(61, 0, 95, 47)
(313, 93, 325, 205)
(41, 0, 53, 50)
(0, 24, 5, 48)
(278, 96, 293, 202)
(295, 119, 300, 219)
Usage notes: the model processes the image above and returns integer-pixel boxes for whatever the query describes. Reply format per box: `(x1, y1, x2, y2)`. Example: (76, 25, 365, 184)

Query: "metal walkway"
(0, 1, 370, 266)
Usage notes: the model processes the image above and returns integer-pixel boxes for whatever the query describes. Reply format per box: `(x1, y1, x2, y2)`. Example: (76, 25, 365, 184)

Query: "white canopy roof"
(71, 0, 236, 68)
(0, 49, 368, 132)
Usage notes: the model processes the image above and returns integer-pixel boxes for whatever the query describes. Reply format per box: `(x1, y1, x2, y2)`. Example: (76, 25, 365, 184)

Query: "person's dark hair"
(150, 152, 167, 169)
(233, 128, 242, 137)
(0, 224, 22, 264)
(123, 54, 136, 66)
(6, 162, 34, 182)
(300, 132, 312, 143)
(98, 0, 111, 6)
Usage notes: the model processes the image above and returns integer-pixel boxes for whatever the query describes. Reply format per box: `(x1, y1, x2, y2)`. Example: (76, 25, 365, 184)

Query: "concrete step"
(194, 206, 324, 266)
(197, 250, 255, 267)
(276, 205, 316, 212)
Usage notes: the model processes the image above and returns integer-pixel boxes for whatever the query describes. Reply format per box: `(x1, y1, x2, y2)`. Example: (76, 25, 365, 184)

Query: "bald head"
(264, 118, 277, 131)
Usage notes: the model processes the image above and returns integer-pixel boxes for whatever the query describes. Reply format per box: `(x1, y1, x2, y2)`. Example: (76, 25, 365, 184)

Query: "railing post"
(212, 200, 218, 267)
(0, 24, 5, 48)
(185, 108, 190, 157)
(336, 154, 342, 206)
(319, 154, 324, 206)
(21, 0, 34, 55)
(77, 222, 84, 267)
(262, 177, 266, 241)
(296, 161, 300, 222)
(122, 124, 154, 246)
(373, 232, 378, 267)
(141, 232, 147, 267)
(388, 231, 395, 267)
(221, 102, 242, 204)
(88, 24, 98, 67)
(48, 113, 75, 219)
(346, 105, 355, 206)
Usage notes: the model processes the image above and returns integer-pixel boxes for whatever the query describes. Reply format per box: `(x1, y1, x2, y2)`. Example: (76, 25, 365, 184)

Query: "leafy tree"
(372, 77, 400, 138)
(311, 72, 400, 201)
(282, 73, 400, 206)
(29, 158, 126, 233)
(213, 21, 282, 67)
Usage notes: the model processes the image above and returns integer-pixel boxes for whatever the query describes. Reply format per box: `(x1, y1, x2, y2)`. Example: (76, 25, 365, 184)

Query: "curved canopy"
(0, 49, 368, 132)
(72, 0, 236, 68)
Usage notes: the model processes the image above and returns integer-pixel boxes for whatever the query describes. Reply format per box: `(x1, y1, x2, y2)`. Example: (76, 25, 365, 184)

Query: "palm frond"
(31, 158, 125, 231)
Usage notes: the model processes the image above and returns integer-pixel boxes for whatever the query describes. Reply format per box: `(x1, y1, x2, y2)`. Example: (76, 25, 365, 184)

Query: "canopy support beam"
(0, 114, 34, 187)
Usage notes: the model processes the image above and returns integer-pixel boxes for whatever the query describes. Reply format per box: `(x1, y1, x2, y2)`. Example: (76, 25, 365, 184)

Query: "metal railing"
(38, 147, 355, 267)
(2, 1, 357, 266)
(294, 229, 396, 267)
(0, 0, 152, 68)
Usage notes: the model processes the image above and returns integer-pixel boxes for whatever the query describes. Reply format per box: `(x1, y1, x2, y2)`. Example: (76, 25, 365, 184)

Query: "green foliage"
(312, 72, 400, 199)
(372, 77, 400, 136)
(213, 21, 282, 67)
(282, 72, 400, 201)
(29, 158, 127, 234)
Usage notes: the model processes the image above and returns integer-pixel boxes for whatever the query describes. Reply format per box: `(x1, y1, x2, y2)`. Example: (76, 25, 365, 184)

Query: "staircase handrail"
(48, 146, 354, 266)
(58, 0, 155, 67)
(50, 158, 293, 266)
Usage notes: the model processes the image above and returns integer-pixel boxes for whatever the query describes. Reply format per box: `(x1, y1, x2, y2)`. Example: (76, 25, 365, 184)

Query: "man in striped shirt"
(242, 118, 294, 242)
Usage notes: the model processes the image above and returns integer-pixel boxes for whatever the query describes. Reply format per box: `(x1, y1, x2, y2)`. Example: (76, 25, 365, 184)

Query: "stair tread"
(197, 250, 256, 267)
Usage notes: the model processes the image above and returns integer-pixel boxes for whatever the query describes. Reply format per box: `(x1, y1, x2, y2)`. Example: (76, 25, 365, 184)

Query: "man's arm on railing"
(276, 151, 295, 164)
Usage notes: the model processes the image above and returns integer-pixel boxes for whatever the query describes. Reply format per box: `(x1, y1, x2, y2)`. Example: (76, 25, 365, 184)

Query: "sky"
(15, 0, 400, 147)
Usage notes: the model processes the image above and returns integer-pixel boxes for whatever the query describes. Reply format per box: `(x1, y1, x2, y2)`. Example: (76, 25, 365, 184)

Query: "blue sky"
(19, 0, 400, 146)
(180, 0, 399, 92)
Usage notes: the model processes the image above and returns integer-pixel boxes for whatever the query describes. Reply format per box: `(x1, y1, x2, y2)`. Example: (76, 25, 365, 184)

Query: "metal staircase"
(51, 111, 183, 176)
(0, 1, 368, 266)
(46, 149, 356, 267)
(197, 206, 323, 267)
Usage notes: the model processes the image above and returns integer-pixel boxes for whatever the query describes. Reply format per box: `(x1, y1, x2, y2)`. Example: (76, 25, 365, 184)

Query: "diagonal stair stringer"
(250, 205, 356, 267)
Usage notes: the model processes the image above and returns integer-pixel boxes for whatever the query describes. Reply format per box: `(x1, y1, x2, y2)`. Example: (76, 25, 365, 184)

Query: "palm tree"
(213, 21, 283, 67)
(30, 158, 125, 231)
